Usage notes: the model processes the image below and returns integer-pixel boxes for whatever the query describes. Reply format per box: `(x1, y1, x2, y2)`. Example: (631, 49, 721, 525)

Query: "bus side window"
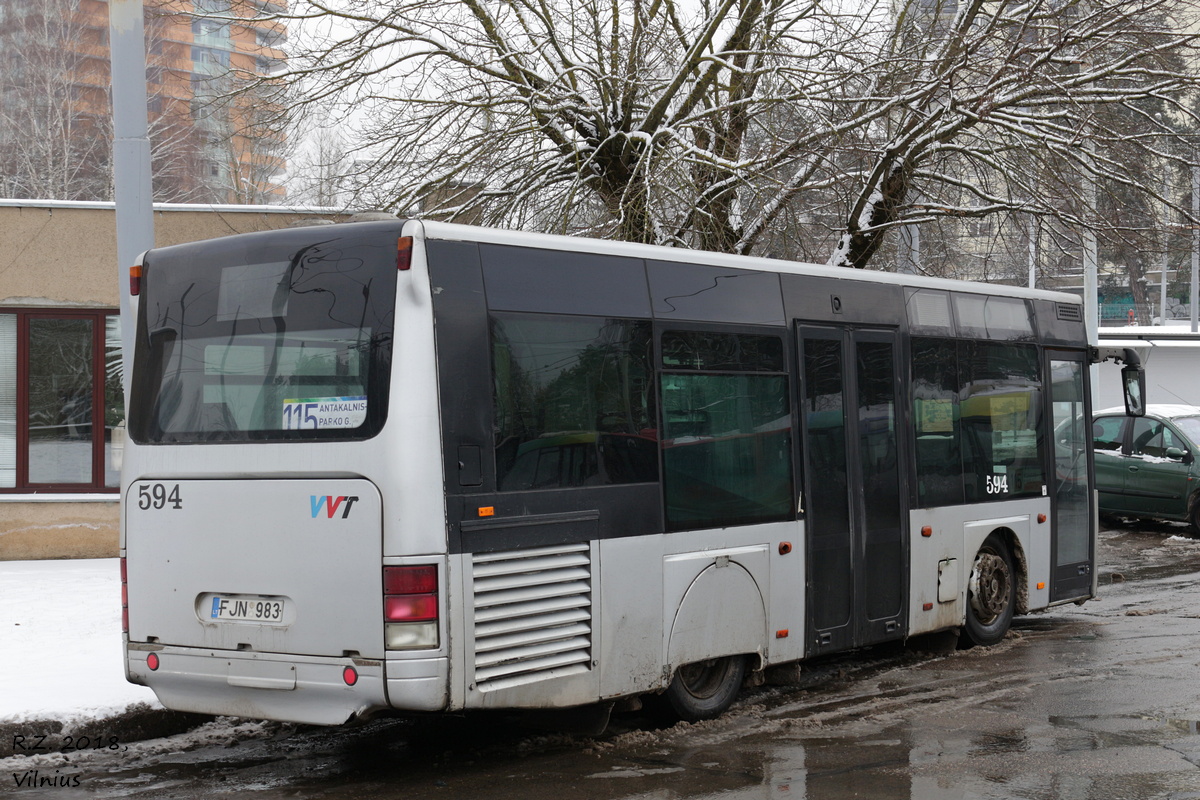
(490, 313, 657, 492)
(659, 330, 792, 532)
(912, 338, 963, 507)
(959, 341, 1044, 501)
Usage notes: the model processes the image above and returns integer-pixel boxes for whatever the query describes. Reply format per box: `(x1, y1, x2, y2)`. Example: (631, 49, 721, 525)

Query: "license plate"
(208, 594, 287, 623)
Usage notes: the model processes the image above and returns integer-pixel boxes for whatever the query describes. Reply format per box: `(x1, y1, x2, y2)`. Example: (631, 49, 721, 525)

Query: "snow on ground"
(0, 558, 160, 724)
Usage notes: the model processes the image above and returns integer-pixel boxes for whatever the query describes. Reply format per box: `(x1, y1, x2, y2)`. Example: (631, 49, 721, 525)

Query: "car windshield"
(129, 223, 399, 444)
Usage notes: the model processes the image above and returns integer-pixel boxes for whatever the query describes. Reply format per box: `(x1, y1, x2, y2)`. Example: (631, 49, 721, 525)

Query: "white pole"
(1083, 144, 1100, 400)
(109, 0, 154, 401)
(1084, 161, 1099, 343)
(1192, 161, 1199, 333)
(1161, 169, 1170, 324)
(1028, 216, 1037, 289)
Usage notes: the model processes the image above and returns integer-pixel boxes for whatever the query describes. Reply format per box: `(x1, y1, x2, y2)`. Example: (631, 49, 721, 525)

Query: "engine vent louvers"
(1056, 302, 1083, 322)
(471, 542, 592, 692)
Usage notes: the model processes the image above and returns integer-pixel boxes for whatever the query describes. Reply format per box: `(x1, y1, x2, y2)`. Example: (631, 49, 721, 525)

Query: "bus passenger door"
(1047, 352, 1094, 602)
(799, 325, 907, 656)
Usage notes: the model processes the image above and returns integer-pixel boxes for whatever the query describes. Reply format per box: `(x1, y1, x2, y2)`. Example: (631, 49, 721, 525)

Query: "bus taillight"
(129, 264, 143, 296)
(383, 565, 439, 650)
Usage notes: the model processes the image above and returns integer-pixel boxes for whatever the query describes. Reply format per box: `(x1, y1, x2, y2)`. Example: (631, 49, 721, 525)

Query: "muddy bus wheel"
(664, 655, 747, 721)
(960, 533, 1015, 648)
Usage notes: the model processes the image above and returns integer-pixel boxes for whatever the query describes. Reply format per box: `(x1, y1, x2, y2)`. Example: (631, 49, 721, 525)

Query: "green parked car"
(1092, 404, 1200, 529)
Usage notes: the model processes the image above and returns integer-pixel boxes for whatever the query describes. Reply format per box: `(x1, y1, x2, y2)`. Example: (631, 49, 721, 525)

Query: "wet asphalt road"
(9, 522, 1200, 799)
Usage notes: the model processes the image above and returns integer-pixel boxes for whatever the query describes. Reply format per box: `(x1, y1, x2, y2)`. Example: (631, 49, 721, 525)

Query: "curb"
(0, 705, 212, 759)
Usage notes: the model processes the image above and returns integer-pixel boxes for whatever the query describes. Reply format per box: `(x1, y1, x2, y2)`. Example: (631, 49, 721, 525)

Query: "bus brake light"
(397, 237, 413, 271)
(129, 265, 143, 296)
(384, 565, 439, 650)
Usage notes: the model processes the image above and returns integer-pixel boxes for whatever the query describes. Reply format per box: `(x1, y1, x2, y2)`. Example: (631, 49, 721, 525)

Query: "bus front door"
(799, 325, 907, 656)
(1047, 351, 1095, 602)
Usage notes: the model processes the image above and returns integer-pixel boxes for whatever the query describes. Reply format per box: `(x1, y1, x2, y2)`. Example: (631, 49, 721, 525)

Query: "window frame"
(0, 307, 121, 494)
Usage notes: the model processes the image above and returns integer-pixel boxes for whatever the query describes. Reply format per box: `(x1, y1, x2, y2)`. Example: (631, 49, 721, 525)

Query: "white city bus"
(121, 219, 1132, 726)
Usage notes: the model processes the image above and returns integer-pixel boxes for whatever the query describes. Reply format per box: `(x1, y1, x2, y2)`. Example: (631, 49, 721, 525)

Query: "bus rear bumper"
(127, 646, 389, 726)
(385, 656, 449, 712)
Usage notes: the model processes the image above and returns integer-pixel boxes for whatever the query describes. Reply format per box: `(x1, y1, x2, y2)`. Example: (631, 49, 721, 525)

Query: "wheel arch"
(989, 525, 1030, 616)
(1187, 486, 1200, 529)
(666, 561, 767, 674)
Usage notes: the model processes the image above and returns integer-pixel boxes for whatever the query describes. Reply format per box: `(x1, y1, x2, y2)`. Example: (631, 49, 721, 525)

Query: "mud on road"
(7, 524, 1200, 800)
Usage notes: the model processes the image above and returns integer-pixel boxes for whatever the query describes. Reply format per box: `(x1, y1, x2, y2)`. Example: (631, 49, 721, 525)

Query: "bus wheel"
(960, 533, 1015, 648)
(664, 656, 747, 721)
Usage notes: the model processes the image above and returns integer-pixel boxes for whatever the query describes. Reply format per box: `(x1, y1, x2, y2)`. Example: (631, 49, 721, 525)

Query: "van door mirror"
(1165, 446, 1188, 462)
(1121, 364, 1146, 417)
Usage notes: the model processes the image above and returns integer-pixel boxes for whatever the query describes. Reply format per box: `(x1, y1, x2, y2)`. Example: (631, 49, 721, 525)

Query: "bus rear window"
(129, 225, 399, 444)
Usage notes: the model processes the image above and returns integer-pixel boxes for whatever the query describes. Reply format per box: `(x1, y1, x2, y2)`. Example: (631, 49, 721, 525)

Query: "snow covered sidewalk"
(0, 558, 160, 725)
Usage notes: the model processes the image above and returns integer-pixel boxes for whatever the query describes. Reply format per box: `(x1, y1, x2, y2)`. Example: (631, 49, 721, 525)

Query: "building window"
(0, 309, 123, 492)
(190, 46, 230, 68)
(194, 0, 233, 12)
(192, 18, 228, 37)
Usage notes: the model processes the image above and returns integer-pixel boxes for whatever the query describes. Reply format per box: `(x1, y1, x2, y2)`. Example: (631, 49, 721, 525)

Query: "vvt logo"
(310, 495, 359, 519)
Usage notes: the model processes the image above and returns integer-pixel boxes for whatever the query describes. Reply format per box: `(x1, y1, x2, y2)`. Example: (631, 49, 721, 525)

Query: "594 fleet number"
(136, 483, 182, 510)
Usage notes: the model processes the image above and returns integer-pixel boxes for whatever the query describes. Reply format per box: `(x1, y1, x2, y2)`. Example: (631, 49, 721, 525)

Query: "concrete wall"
(0, 202, 346, 308)
(0, 201, 353, 560)
(2, 500, 120, 560)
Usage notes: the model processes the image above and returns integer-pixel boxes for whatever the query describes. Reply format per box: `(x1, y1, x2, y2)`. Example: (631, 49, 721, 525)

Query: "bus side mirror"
(1121, 364, 1145, 417)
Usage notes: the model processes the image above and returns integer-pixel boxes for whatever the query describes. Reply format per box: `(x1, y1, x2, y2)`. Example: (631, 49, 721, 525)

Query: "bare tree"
(146, 104, 217, 203)
(288, 111, 352, 207)
(0, 0, 111, 200)
(824, 0, 1200, 270)
(271, 0, 1200, 269)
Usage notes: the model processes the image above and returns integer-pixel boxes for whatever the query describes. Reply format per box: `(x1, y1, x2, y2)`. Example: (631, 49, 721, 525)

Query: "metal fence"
(1098, 301, 1193, 326)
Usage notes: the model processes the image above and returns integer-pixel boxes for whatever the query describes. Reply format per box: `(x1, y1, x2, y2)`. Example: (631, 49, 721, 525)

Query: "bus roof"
(412, 219, 1083, 306)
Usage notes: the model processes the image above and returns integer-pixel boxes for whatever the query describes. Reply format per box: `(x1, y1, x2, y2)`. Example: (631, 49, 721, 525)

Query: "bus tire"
(664, 655, 747, 721)
(960, 533, 1015, 648)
